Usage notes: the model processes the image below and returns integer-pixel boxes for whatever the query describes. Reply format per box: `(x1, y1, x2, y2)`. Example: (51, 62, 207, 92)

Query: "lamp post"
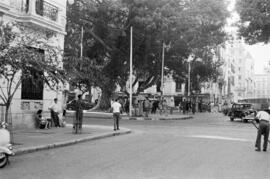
(187, 54, 195, 97)
(160, 42, 170, 101)
(129, 26, 133, 117)
(161, 43, 165, 99)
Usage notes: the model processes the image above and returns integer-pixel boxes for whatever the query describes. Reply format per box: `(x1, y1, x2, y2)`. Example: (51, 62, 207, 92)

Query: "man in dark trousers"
(75, 94, 83, 132)
(111, 98, 122, 131)
(255, 110, 270, 151)
(144, 97, 151, 117)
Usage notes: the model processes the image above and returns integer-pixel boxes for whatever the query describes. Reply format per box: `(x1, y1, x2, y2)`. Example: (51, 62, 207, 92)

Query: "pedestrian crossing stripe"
(188, 135, 251, 142)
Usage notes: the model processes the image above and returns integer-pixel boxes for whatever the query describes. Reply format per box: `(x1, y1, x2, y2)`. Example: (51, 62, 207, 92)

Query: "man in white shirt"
(49, 98, 61, 127)
(111, 98, 122, 131)
(255, 110, 270, 151)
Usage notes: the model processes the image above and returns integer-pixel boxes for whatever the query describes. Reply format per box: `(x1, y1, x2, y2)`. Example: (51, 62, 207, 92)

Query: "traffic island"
(12, 124, 131, 155)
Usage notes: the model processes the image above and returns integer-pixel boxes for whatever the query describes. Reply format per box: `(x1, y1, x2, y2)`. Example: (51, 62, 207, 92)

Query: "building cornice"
(4, 11, 66, 35)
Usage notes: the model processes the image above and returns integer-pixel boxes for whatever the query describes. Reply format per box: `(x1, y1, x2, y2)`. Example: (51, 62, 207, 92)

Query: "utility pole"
(161, 43, 165, 100)
(129, 26, 133, 116)
(188, 61, 191, 96)
(187, 54, 194, 97)
(80, 26, 84, 59)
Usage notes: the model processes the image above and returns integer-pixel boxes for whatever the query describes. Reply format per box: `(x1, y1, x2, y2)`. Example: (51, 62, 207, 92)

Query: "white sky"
(227, 0, 270, 74)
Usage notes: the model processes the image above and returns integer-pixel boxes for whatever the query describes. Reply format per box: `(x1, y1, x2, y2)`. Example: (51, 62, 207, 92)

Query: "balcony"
(35, 0, 58, 22)
(5, 0, 65, 34)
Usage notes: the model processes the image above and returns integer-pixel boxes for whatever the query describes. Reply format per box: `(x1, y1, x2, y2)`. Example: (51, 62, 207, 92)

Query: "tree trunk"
(4, 102, 10, 124)
(89, 86, 112, 111)
(99, 88, 112, 110)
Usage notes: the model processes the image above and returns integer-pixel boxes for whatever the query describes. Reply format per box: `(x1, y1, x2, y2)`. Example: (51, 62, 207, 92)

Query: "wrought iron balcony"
(10, 0, 58, 22)
(36, 0, 58, 21)
(7, 0, 65, 34)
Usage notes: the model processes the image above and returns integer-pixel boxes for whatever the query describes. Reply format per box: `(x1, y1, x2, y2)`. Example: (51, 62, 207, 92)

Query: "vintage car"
(228, 103, 256, 122)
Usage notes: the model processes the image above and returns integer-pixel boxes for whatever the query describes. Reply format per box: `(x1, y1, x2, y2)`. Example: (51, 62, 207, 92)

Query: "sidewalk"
(12, 124, 131, 155)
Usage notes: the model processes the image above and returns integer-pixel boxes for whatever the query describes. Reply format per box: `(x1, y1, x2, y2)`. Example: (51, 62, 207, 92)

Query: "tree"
(236, 0, 270, 44)
(0, 22, 65, 122)
(65, 0, 229, 110)
(65, 0, 129, 110)
(121, 0, 229, 94)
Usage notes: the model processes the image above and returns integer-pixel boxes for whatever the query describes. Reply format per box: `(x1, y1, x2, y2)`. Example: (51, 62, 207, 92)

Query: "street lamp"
(160, 42, 170, 99)
(187, 54, 195, 96)
(129, 26, 133, 117)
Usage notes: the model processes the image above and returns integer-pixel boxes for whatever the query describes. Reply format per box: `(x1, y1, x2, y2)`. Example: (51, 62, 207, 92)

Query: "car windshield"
(233, 104, 251, 109)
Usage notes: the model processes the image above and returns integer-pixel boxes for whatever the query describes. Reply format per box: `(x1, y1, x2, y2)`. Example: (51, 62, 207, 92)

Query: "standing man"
(182, 99, 186, 114)
(111, 98, 122, 131)
(75, 94, 83, 133)
(144, 97, 151, 117)
(49, 98, 61, 127)
(255, 110, 270, 152)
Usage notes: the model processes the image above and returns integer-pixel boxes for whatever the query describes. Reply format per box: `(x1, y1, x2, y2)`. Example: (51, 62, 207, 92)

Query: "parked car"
(228, 103, 256, 122)
(66, 100, 95, 111)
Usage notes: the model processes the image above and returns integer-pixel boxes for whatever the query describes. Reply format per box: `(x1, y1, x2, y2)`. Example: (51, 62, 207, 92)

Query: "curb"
(126, 116, 193, 121)
(14, 129, 131, 156)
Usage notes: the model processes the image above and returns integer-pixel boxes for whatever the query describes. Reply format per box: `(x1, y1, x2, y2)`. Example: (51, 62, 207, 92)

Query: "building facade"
(213, 39, 255, 103)
(254, 74, 270, 98)
(0, 0, 67, 128)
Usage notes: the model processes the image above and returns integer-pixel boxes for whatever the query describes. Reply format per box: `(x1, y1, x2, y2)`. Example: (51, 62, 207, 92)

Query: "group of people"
(35, 95, 270, 152)
(180, 99, 197, 114)
(35, 98, 66, 130)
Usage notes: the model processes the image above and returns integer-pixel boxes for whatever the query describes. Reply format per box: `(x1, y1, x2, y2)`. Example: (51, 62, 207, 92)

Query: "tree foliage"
(236, 0, 270, 44)
(65, 0, 229, 109)
(0, 22, 65, 121)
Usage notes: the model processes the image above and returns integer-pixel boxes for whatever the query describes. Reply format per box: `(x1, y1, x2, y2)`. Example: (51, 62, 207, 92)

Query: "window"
(175, 81, 182, 92)
(21, 68, 44, 100)
(21, 48, 44, 100)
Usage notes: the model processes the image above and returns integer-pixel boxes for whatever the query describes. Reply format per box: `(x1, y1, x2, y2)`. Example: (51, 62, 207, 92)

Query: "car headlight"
(7, 144, 13, 150)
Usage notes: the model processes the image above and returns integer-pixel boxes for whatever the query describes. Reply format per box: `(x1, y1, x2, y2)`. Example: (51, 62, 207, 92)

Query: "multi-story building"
(0, 0, 67, 128)
(143, 74, 185, 106)
(214, 39, 255, 103)
(254, 74, 270, 98)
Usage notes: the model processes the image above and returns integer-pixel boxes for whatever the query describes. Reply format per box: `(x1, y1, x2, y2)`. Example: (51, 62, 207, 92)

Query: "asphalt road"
(1, 113, 270, 179)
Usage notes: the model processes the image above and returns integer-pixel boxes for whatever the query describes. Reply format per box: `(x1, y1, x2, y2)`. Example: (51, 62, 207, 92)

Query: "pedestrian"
(255, 110, 270, 152)
(151, 100, 158, 114)
(48, 98, 61, 127)
(111, 98, 122, 131)
(198, 100, 202, 112)
(144, 97, 151, 117)
(210, 101, 214, 113)
(74, 94, 83, 133)
(119, 97, 125, 113)
(35, 110, 50, 129)
(192, 101, 196, 114)
(124, 98, 129, 115)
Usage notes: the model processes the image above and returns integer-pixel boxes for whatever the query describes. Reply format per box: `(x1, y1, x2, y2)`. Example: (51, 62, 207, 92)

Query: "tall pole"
(188, 61, 191, 96)
(80, 26, 84, 59)
(129, 26, 133, 116)
(187, 54, 194, 97)
(161, 43, 165, 99)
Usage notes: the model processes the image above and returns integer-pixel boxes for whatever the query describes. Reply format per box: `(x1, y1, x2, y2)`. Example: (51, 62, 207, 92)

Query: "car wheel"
(230, 117, 234, 121)
(0, 153, 8, 168)
(243, 119, 248, 123)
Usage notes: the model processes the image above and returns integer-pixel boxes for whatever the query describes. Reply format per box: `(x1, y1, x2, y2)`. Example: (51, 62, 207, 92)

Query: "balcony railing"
(36, 0, 58, 21)
(10, 0, 58, 22)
